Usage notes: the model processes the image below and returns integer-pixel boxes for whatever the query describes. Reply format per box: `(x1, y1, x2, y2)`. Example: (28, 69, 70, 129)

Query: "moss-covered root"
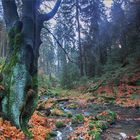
(20, 89, 38, 137)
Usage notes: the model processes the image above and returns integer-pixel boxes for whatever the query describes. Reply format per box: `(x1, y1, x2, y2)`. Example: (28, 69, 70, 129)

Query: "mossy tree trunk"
(1, 0, 61, 136)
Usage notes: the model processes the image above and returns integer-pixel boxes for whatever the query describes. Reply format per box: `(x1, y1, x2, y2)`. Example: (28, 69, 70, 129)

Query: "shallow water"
(59, 102, 140, 140)
(102, 120, 140, 140)
(39, 95, 140, 140)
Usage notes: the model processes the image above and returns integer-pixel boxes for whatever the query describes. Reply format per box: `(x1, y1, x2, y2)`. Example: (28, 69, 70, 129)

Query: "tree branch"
(41, 0, 62, 21)
(1, 0, 19, 30)
(44, 27, 78, 64)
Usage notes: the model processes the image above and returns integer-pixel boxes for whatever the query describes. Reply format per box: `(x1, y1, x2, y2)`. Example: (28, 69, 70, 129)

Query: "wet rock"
(51, 108, 65, 116)
(55, 121, 66, 128)
(45, 108, 51, 116)
(56, 98, 69, 103)
(120, 132, 127, 139)
(56, 131, 62, 140)
(49, 131, 57, 137)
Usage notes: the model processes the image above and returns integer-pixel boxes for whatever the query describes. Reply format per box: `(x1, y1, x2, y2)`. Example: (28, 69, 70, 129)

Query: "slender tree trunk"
(76, 0, 84, 77)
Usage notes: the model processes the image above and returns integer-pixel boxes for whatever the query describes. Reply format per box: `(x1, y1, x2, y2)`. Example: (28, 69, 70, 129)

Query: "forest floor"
(0, 66, 140, 140)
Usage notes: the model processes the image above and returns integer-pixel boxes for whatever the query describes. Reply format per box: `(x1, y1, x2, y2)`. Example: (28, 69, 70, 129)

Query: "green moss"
(88, 111, 117, 140)
(136, 135, 140, 140)
(89, 121, 109, 130)
(8, 27, 23, 47)
(88, 129, 102, 140)
(14, 33, 23, 45)
(32, 75, 38, 89)
(96, 110, 116, 124)
(45, 134, 51, 140)
(72, 114, 84, 124)
(3, 26, 23, 76)
(48, 131, 57, 137)
(8, 28, 15, 37)
(67, 112, 73, 118)
(131, 93, 140, 99)
(88, 82, 103, 93)
(0, 58, 6, 72)
(55, 121, 65, 128)
(135, 79, 140, 86)
(89, 122, 95, 129)
(67, 103, 78, 109)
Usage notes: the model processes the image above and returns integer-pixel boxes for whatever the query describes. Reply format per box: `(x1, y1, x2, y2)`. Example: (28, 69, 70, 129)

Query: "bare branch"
(44, 27, 78, 64)
(41, 0, 61, 21)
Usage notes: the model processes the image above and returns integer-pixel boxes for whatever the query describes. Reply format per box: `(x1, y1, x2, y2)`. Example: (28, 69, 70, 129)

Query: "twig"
(44, 27, 77, 64)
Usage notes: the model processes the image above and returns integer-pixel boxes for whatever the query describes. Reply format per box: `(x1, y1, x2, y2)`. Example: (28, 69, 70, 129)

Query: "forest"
(0, 0, 140, 139)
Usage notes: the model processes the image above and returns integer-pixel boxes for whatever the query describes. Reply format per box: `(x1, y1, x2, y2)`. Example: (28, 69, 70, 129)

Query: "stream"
(39, 96, 140, 140)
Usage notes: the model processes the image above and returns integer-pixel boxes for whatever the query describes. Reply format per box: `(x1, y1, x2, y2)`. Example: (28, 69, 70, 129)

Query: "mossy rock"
(96, 110, 117, 124)
(67, 112, 73, 118)
(55, 121, 66, 128)
(67, 103, 78, 109)
(89, 120, 109, 130)
(88, 130, 102, 140)
(88, 110, 117, 140)
(51, 108, 65, 116)
(72, 114, 84, 124)
(48, 131, 57, 137)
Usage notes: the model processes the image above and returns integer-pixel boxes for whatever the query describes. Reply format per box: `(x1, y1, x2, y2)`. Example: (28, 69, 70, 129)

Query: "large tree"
(0, 0, 61, 135)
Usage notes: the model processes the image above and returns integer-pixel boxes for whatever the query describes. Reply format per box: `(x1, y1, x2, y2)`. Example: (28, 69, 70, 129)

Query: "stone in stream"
(120, 132, 127, 139)
(56, 131, 62, 140)
(66, 122, 73, 131)
(45, 108, 51, 116)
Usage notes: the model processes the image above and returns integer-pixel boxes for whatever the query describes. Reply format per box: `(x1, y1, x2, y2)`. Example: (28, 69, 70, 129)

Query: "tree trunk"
(76, 0, 84, 77)
(1, 14, 41, 137)
(1, 0, 61, 136)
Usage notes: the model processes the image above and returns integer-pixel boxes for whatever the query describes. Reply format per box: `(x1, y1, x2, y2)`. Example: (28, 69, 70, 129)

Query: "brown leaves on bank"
(0, 118, 25, 140)
(0, 111, 56, 140)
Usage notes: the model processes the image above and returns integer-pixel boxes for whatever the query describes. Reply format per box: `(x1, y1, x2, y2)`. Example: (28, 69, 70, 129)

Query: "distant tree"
(54, 0, 79, 88)
(80, 0, 106, 77)
(39, 24, 56, 78)
(109, 0, 140, 65)
(76, 0, 84, 76)
(124, 0, 140, 62)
